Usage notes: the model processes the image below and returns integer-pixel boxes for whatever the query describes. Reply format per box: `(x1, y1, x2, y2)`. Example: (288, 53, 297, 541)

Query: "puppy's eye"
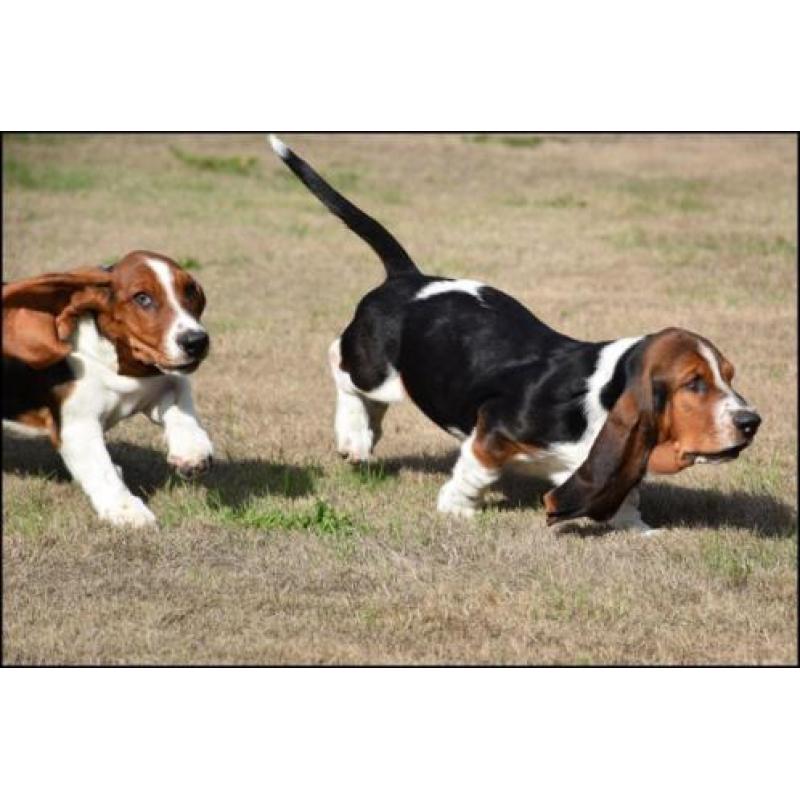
(185, 283, 199, 301)
(685, 376, 707, 394)
(134, 292, 154, 309)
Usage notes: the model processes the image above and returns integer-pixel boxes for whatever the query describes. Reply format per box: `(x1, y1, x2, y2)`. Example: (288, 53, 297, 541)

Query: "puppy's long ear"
(544, 341, 663, 524)
(3, 270, 112, 369)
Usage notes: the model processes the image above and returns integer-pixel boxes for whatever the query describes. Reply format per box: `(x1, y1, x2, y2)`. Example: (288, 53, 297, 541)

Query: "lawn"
(2, 133, 796, 664)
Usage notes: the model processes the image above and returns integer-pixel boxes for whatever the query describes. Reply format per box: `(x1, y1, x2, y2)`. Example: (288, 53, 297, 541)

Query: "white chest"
(64, 317, 171, 430)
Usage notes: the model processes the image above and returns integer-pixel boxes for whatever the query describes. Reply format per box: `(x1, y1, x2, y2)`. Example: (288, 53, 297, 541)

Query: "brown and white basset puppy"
(2, 250, 213, 527)
(271, 136, 762, 534)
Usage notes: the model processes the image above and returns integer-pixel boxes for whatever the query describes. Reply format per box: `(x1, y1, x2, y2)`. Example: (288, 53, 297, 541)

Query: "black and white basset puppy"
(3, 251, 213, 527)
(269, 136, 761, 534)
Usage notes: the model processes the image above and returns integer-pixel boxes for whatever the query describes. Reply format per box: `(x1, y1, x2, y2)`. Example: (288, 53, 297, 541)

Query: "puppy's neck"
(69, 315, 119, 372)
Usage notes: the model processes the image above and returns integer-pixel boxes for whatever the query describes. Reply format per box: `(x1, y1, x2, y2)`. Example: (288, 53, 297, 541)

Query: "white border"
(1, 669, 798, 798)
(1, 2, 799, 129)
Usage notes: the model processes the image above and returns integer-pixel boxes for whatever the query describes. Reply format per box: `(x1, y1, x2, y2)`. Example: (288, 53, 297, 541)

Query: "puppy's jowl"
(3, 250, 213, 527)
(270, 136, 761, 534)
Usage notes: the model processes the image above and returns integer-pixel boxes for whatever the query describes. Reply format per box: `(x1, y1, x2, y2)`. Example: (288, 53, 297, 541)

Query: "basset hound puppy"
(2, 251, 213, 527)
(270, 136, 762, 534)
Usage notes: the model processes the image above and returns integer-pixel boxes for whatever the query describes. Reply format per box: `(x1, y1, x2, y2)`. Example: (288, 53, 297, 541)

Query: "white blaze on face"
(697, 341, 751, 436)
(146, 257, 205, 363)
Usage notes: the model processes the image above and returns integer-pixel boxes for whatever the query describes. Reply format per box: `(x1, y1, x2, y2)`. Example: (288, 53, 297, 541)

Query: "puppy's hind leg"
(437, 431, 502, 518)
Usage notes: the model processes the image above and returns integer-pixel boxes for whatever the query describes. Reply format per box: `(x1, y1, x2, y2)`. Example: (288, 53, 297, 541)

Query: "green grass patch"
(209, 494, 358, 539)
(463, 134, 545, 149)
(342, 462, 395, 490)
(3, 491, 55, 536)
(3, 156, 95, 192)
(178, 256, 203, 271)
(700, 534, 789, 589)
(170, 146, 259, 176)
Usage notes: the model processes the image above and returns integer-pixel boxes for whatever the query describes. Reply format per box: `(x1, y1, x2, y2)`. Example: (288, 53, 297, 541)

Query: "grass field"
(2, 133, 797, 664)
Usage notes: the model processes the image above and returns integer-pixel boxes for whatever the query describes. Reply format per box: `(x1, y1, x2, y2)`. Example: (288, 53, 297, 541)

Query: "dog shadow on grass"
(374, 451, 796, 539)
(499, 477, 795, 539)
(496, 475, 795, 539)
(1, 437, 319, 510)
(379, 452, 458, 477)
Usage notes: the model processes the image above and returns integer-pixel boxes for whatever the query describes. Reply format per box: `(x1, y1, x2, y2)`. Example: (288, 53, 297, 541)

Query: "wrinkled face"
(102, 251, 209, 375)
(649, 329, 761, 468)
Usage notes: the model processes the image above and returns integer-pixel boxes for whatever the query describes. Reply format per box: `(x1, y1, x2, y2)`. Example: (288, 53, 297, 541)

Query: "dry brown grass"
(2, 133, 797, 664)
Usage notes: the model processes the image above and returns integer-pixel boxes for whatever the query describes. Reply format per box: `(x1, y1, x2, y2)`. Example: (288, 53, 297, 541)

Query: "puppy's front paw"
(437, 482, 478, 518)
(169, 452, 213, 478)
(98, 495, 157, 528)
(335, 429, 374, 464)
(168, 428, 213, 478)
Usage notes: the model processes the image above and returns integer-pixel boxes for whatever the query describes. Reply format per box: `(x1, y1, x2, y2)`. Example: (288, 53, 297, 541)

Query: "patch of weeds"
(699, 534, 788, 589)
(170, 146, 259, 176)
(3, 493, 55, 536)
(701, 537, 753, 589)
(463, 134, 545, 149)
(536, 194, 588, 209)
(498, 134, 544, 148)
(178, 256, 203, 271)
(209, 493, 358, 539)
(343, 462, 394, 490)
(3, 157, 95, 192)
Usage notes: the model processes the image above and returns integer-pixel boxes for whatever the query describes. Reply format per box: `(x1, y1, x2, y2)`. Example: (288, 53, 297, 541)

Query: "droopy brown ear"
(543, 343, 662, 524)
(2, 270, 111, 369)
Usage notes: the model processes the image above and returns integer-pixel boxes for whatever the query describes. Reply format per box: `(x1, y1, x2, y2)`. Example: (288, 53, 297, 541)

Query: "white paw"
(437, 482, 478, 518)
(98, 495, 157, 528)
(335, 425, 374, 464)
(168, 427, 213, 478)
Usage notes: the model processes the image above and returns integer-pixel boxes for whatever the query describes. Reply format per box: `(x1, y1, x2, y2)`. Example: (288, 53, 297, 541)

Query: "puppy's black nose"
(733, 410, 761, 438)
(177, 329, 209, 359)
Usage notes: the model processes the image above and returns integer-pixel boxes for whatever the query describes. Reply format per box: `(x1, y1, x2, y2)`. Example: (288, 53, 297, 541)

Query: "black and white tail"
(268, 135, 419, 278)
